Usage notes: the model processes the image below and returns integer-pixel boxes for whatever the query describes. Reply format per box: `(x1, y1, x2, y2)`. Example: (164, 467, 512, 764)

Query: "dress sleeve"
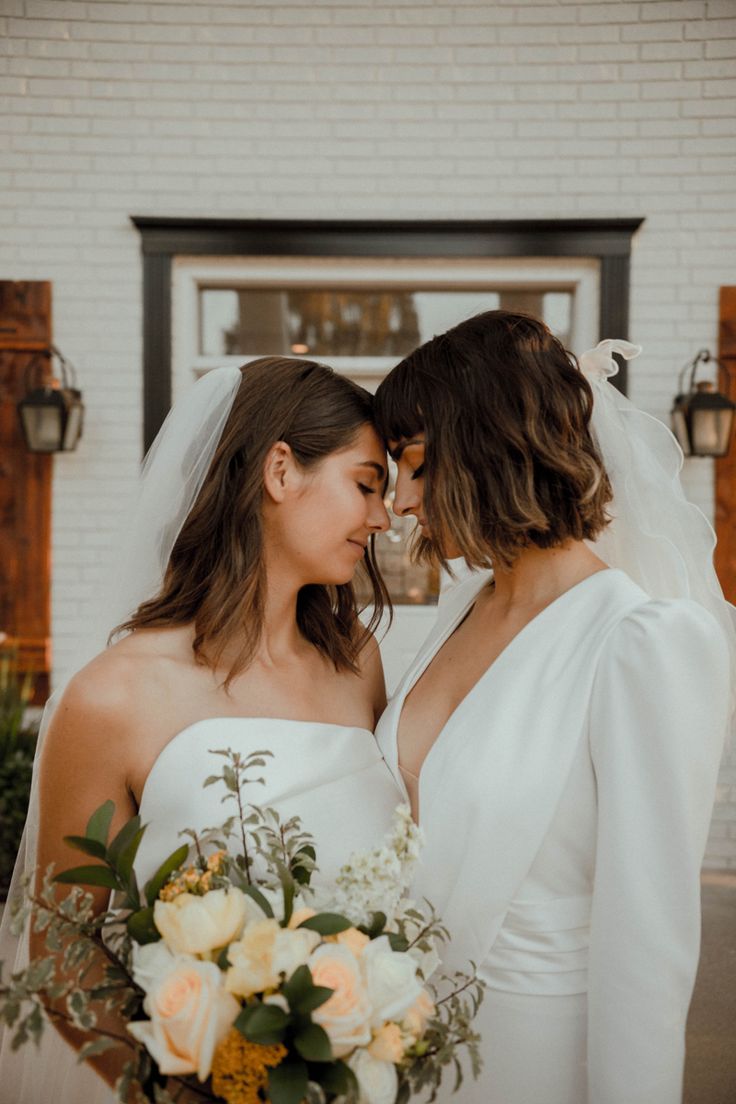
(587, 598, 730, 1104)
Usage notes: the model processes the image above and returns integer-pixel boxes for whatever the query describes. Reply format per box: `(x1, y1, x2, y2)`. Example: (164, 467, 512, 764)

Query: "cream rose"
(224, 918, 281, 998)
(348, 1048, 399, 1104)
(153, 887, 252, 956)
(128, 957, 238, 1081)
(272, 926, 321, 980)
(368, 1022, 405, 1063)
(308, 943, 373, 1057)
(361, 936, 423, 1029)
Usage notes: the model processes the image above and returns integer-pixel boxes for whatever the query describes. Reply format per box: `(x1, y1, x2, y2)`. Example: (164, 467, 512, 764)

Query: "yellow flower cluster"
(211, 1029, 287, 1104)
(159, 850, 227, 902)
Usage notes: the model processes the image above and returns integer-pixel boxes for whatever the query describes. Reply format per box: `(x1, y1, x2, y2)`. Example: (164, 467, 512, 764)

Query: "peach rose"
(153, 888, 252, 956)
(225, 918, 281, 998)
(368, 1022, 405, 1063)
(335, 927, 370, 957)
(402, 988, 435, 1043)
(128, 957, 238, 1081)
(308, 943, 373, 1057)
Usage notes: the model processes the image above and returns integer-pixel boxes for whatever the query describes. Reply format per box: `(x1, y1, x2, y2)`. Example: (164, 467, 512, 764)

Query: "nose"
(392, 468, 421, 518)
(368, 493, 391, 533)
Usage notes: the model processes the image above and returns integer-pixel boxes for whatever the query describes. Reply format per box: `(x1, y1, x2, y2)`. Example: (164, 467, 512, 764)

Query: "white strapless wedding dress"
(1, 717, 402, 1104)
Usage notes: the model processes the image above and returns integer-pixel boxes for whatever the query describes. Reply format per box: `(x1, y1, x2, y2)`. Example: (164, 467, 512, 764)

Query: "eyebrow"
(388, 437, 424, 462)
(356, 460, 387, 482)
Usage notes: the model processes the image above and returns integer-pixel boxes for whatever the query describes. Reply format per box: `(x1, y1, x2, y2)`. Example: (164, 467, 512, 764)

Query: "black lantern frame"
(17, 344, 84, 454)
(670, 349, 735, 459)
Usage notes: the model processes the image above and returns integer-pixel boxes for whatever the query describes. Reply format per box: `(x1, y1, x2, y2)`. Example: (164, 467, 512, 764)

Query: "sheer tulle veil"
(580, 339, 736, 721)
(0, 366, 242, 1102)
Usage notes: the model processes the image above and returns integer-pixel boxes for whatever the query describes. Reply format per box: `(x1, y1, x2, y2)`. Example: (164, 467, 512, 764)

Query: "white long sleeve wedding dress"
(376, 567, 730, 1104)
(1, 718, 402, 1104)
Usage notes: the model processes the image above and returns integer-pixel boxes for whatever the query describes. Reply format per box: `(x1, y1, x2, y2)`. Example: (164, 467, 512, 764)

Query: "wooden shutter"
(0, 281, 52, 701)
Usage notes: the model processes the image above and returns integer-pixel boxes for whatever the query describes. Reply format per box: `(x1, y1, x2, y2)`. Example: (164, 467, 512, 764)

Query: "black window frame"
(131, 216, 644, 452)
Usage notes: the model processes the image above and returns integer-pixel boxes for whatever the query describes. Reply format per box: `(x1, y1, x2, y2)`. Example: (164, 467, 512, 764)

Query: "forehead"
(388, 435, 425, 462)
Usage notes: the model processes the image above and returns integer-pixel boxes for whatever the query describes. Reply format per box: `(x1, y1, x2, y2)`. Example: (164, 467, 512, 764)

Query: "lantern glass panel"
(62, 402, 83, 451)
(670, 405, 691, 456)
(691, 407, 734, 457)
(20, 403, 62, 452)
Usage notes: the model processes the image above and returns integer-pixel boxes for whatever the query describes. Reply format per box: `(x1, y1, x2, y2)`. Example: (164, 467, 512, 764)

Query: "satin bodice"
(135, 716, 403, 888)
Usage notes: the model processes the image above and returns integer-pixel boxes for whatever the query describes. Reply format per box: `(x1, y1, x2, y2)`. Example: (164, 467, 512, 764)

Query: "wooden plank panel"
(715, 287, 736, 602)
(0, 282, 52, 702)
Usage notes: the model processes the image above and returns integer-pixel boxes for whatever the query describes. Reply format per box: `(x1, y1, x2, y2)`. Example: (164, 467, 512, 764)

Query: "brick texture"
(0, 0, 735, 865)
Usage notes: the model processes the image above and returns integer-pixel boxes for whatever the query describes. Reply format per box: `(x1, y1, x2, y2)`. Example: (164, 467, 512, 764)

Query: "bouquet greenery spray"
(0, 749, 483, 1104)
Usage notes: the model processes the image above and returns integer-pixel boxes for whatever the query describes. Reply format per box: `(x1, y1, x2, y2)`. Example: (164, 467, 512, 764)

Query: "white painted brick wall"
(1, 0, 735, 864)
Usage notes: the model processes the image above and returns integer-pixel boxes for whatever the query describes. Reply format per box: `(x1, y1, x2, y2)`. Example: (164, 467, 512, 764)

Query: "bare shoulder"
(48, 627, 192, 753)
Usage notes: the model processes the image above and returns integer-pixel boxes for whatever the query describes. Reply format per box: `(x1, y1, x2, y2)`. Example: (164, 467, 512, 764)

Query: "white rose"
(360, 936, 423, 1029)
(225, 918, 281, 998)
(128, 958, 238, 1081)
(271, 926, 321, 980)
(347, 1048, 398, 1104)
(308, 943, 373, 1058)
(130, 940, 179, 993)
(154, 887, 252, 956)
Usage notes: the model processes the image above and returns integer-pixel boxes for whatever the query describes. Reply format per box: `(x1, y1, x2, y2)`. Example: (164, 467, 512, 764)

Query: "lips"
(347, 539, 367, 553)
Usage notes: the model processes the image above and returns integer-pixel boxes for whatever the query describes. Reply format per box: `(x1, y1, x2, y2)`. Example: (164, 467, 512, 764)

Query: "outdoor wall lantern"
(17, 344, 84, 453)
(670, 349, 735, 459)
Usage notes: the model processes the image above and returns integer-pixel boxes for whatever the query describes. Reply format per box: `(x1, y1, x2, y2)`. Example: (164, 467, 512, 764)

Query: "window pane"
(199, 287, 573, 358)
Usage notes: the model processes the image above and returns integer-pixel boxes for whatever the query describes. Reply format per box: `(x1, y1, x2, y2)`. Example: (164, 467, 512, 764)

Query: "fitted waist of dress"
(479, 895, 591, 997)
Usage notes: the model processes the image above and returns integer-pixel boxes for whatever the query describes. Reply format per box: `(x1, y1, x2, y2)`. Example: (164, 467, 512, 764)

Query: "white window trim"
(172, 255, 600, 402)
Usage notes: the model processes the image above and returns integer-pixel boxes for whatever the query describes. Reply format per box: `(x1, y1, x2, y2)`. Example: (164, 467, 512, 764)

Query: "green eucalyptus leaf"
(297, 912, 352, 936)
(144, 844, 189, 907)
(78, 1037, 118, 1062)
(86, 801, 115, 846)
(127, 906, 160, 945)
(267, 1058, 309, 1104)
(242, 883, 274, 919)
(320, 1060, 358, 1096)
(62, 835, 108, 861)
(238, 1002, 290, 1045)
(293, 1022, 332, 1063)
(387, 932, 410, 952)
(54, 865, 119, 890)
(107, 816, 142, 866)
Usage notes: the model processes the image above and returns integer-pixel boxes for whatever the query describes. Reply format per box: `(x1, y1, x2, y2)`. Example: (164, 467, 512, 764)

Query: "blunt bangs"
(374, 356, 426, 445)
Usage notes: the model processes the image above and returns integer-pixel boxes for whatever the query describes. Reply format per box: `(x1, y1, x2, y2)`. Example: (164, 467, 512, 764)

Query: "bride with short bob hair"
(373, 310, 733, 1104)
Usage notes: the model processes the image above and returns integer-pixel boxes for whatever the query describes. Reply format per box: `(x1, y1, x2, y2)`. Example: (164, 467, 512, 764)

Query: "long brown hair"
(375, 310, 612, 572)
(116, 358, 390, 683)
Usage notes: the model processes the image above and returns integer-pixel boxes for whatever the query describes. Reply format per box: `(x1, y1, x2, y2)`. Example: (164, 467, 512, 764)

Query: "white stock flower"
(153, 887, 252, 956)
(347, 1048, 399, 1104)
(331, 803, 424, 927)
(128, 957, 239, 1081)
(360, 936, 423, 1029)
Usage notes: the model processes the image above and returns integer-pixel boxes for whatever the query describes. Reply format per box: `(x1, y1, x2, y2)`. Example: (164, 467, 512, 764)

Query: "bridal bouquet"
(1, 749, 483, 1104)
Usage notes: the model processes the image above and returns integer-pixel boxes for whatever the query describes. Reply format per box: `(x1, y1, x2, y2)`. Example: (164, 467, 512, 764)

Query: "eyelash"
(358, 483, 376, 495)
(411, 464, 425, 480)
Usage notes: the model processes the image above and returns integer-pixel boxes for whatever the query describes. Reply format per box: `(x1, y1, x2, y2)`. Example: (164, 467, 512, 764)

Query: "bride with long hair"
(0, 356, 404, 1101)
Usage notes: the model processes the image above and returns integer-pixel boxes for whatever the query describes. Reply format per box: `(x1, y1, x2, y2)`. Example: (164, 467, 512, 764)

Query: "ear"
(263, 441, 300, 504)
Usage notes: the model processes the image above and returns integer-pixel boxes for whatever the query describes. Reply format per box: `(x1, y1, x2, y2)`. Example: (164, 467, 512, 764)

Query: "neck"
(488, 540, 608, 615)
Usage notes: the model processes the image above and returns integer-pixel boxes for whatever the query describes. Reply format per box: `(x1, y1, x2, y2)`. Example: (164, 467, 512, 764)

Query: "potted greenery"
(0, 638, 39, 900)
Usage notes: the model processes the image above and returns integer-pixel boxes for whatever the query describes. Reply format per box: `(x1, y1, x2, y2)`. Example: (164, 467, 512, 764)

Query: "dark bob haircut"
(374, 310, 612, 572)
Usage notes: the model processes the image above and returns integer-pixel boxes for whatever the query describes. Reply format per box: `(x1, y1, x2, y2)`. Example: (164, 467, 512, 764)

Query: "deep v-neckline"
(393, 568, 614, 820)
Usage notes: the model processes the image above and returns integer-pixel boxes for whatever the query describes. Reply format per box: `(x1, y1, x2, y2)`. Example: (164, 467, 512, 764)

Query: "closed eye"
(411, 464, 425, 480)
(358, 483, 376, 495)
